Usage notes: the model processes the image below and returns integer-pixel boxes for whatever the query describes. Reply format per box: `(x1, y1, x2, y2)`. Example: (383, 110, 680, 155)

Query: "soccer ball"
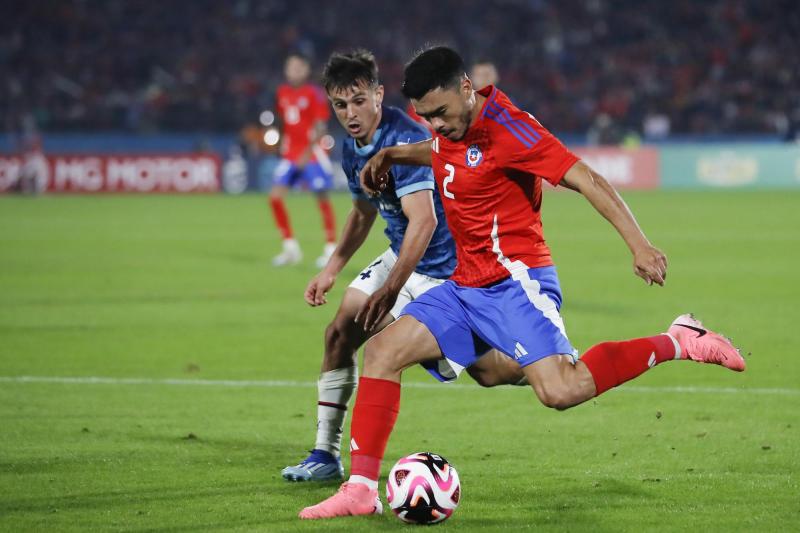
(385, 452, 461, 525)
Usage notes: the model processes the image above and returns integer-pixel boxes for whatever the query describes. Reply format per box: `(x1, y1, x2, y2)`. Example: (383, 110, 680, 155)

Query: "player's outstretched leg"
(580, 314, 745, 400)
(526, 315, 745, 409)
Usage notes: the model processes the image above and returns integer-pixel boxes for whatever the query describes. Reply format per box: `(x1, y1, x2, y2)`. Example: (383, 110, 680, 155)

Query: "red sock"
(581, 334, 678, 396)
(349, 377, 401, 481)
(269, 197, 293, 239)
(317, 198, 337, 243)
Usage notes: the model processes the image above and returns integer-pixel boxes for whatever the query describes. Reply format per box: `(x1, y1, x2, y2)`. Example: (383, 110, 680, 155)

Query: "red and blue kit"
(274, 83, 333, 191)
(401, 86, 581, 379)
(276, 83, 331, 162)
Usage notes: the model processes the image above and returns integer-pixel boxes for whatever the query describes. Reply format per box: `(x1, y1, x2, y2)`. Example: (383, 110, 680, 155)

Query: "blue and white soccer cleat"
(282, 449, 344, 482)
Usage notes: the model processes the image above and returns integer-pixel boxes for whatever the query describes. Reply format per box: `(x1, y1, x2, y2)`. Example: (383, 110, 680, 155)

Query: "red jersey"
(430, 86, 579, 287)
(275, 83, 330, 162)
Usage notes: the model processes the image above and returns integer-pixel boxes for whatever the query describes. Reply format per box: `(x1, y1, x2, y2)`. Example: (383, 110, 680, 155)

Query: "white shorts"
(348, 249, 446, 319)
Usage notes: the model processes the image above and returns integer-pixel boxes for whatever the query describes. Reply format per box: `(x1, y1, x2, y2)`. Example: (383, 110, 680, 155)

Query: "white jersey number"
(443, 163, 456, 200)
(285, 105, 301, 125)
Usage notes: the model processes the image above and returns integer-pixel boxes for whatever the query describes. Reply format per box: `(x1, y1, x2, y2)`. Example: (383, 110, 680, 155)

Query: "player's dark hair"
(322, 49, 379, 93)
(402, 46, 465, 100)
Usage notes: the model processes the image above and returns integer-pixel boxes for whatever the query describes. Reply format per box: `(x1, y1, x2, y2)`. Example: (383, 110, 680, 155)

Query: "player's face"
(285, 57, 310, 86)
(412, 78, 475, 142)
(328, 83, 384, 144)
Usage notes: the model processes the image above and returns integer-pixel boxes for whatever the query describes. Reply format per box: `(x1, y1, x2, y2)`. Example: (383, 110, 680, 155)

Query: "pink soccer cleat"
(668, 313, 745, 372)
(299, 482, 383, 520)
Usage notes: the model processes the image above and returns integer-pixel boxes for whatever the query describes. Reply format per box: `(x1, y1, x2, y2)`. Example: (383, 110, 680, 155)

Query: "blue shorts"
(272, 159, 333, 192)
(400, 266, 577, 382)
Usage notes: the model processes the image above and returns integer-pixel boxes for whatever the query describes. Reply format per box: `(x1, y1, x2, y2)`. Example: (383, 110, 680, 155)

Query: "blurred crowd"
(2, 0, 797, 138)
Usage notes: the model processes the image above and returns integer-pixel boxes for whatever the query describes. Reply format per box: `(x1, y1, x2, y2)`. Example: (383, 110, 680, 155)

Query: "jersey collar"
(478, 85, 498, 120)
(353, 128, 383, 156)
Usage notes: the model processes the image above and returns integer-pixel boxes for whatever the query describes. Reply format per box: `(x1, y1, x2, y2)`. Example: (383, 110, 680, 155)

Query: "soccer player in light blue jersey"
(282, 50, 523, 482)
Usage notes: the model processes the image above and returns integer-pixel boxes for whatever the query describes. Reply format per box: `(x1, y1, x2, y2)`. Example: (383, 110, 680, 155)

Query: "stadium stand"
(2, 0, 797, 138)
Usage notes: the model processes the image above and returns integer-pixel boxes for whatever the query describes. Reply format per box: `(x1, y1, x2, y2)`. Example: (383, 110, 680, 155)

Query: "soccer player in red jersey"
(299, 47, 745, 520)
(270, 53, 338, 268)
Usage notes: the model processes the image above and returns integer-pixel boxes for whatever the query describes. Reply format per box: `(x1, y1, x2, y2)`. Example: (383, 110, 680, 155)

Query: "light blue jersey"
(342, 106, 456, 279)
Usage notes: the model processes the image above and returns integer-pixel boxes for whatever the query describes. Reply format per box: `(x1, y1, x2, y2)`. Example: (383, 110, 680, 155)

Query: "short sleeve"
(391, 125, 435, 197)
(393, 165, 435, 198)
(494, 110, 579, 186)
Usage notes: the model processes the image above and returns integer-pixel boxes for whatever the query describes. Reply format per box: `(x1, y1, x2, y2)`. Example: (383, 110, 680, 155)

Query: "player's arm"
(359, 140, 433, 195)
(560, 160, 668, 286)
(296, 120, 328, 168)
(356, 189, 437, 331)
(304, 198, 378, 306)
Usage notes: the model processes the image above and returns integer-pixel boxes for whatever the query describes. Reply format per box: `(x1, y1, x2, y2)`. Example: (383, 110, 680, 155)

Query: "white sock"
(666, 333, 682, 359)
(315, 366, 358, 456)
(348, 474, 378, 490)
(283, 238, 300, 252)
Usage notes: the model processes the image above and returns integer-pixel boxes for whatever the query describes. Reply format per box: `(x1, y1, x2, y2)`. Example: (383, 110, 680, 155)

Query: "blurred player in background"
(269, 53, 338, 268)
(299, 46, 746, 519)
(282, 49, 524, 483)
(469, 59, 499, 90)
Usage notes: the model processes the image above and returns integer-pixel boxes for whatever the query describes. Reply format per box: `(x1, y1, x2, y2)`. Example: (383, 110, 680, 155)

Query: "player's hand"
(632, 245, 668, 286)
(355, 286, 398, 332)
(360, 149, 393, 196)
(304, 271, 336, 306)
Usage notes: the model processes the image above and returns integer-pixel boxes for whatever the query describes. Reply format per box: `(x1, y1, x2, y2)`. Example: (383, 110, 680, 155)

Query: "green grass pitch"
(1, 190, 798, 531)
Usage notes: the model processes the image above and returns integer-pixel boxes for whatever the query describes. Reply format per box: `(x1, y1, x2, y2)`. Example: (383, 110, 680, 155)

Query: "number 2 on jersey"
(443, 163, 456, 199)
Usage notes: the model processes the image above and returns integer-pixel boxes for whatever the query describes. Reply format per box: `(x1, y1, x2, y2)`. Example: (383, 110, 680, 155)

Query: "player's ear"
(460, 76, 472, 98)
(374, 85, 385, 106)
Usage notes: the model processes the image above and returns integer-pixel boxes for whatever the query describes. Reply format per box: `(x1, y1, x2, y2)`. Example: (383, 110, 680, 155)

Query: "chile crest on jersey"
(465, 144, 483, 167)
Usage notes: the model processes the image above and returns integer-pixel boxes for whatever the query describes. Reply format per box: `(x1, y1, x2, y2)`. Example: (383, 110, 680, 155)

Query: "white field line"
(0, 375, 798, 396)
